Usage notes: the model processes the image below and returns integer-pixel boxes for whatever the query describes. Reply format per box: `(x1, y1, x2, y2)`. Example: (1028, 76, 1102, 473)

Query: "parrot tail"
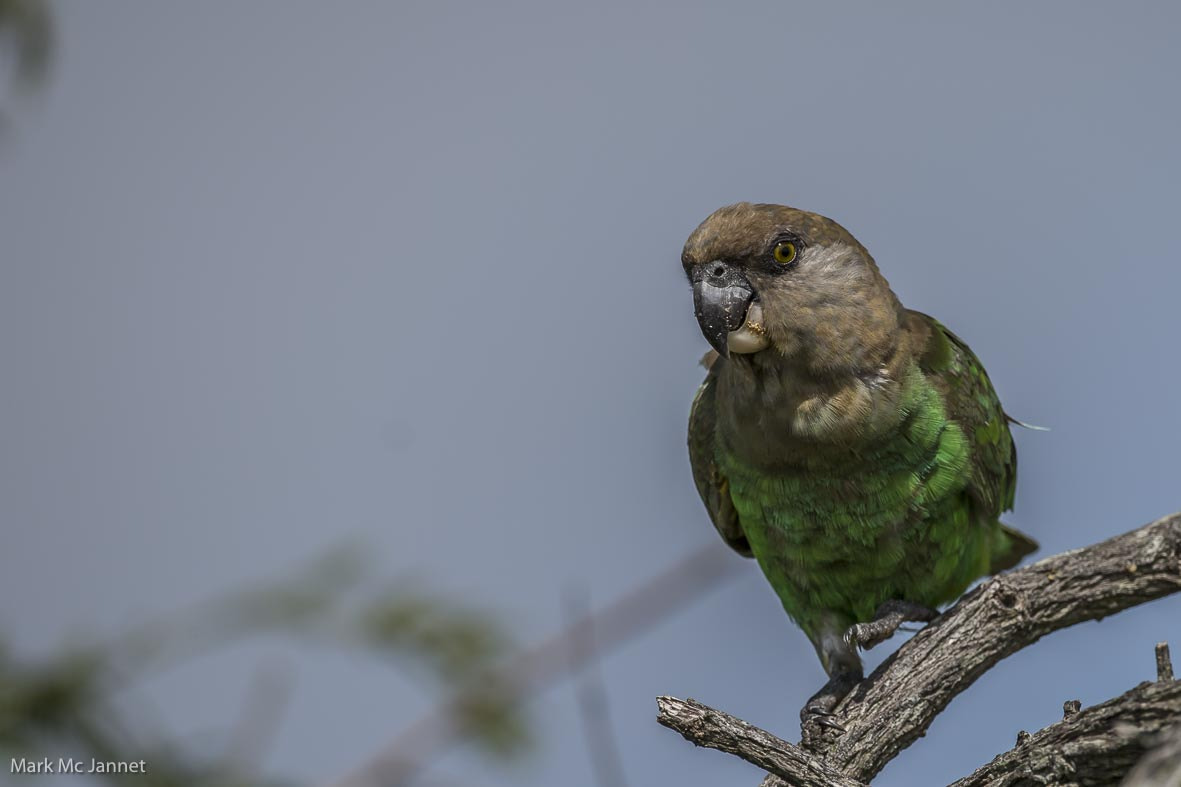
(989, 524, 1039, 574)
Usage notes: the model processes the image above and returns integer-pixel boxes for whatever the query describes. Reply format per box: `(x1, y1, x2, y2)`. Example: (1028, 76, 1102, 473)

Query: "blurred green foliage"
(0, 0, 52, 88)
(0, 548, 529, 786)
(0, 0, 51, 134)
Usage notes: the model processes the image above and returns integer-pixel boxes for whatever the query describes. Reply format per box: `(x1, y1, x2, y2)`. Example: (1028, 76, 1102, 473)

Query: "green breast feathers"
(688, 312, 1034, 635)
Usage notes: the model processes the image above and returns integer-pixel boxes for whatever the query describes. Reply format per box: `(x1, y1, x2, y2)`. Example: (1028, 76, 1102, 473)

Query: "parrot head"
(682, 202, 903, 375)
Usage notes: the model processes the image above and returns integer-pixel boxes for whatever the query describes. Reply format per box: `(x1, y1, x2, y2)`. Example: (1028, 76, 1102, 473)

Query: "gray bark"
(657, 696, 865, 787)
(949, 680, 1181, 787)
(1122, 721, 1181, 787)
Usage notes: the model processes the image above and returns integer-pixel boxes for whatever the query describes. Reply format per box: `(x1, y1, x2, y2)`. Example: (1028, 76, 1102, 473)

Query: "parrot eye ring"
(772, 240, 798, 265)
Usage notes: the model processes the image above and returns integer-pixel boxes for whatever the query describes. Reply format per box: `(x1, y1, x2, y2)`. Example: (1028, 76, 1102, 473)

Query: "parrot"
(682, 202, 1037, 730)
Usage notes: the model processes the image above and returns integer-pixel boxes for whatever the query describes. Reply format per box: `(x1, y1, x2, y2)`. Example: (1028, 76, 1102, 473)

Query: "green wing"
(688, 356, 752, 557)
(912, 311, 1036, 571)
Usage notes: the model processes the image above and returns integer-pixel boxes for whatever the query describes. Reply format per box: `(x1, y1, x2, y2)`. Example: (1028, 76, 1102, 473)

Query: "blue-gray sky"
(3, 2, 1180, 785)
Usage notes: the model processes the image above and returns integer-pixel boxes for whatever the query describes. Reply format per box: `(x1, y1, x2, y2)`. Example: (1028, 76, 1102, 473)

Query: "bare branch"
(656, 697, 865, 787)
(949, 679, 1181, 787)
(1158, 642, 1175, 683)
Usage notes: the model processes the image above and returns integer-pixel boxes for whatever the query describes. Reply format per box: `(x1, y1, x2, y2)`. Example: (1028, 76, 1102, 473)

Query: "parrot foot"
(799, 669, 859, 742)
(844, 599, 938, 651)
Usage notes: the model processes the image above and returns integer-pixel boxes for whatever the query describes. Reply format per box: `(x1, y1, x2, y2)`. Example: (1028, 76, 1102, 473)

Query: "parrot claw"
(799, 670, 859, 741)
(844, 600, 939, 651)
(808, 710, 846, 732)
(800, 704, 846, 739)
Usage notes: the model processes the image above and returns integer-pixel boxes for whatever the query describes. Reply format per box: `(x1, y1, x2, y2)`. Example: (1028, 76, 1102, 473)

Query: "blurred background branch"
(328, 543, 740, 787)
(564, 589, 630, 787)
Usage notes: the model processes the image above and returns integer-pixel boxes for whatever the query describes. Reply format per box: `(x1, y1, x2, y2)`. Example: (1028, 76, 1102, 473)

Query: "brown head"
(681, 203, 905, 377)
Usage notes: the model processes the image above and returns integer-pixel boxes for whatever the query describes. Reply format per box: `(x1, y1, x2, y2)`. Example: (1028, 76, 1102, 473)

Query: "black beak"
(692, 262, 755, 359)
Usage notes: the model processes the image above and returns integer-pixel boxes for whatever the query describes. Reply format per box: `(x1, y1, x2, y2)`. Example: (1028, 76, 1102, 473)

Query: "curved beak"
(692, 262, 755, 358)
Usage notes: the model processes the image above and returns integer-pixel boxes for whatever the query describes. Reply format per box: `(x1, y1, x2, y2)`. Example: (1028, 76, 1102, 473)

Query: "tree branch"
(656, 697, 865, 787)
(949, 679, 1181, 787)
(1157, 642, 1175, 683)
(1122, 721, 1181, 787)
(654, 512, 1181, 785)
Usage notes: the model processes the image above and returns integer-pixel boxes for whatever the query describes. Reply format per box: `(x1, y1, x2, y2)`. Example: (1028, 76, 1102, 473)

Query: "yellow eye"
(773, 241, 797, 265)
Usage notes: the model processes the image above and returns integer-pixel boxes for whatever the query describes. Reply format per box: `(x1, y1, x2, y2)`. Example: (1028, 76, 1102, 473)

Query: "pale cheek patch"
(727, 302, 772, 354)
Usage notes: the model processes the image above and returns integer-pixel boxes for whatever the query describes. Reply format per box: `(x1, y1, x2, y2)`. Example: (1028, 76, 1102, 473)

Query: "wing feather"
(688, 359, 752, 557)
(912, 310, 1017, 515)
